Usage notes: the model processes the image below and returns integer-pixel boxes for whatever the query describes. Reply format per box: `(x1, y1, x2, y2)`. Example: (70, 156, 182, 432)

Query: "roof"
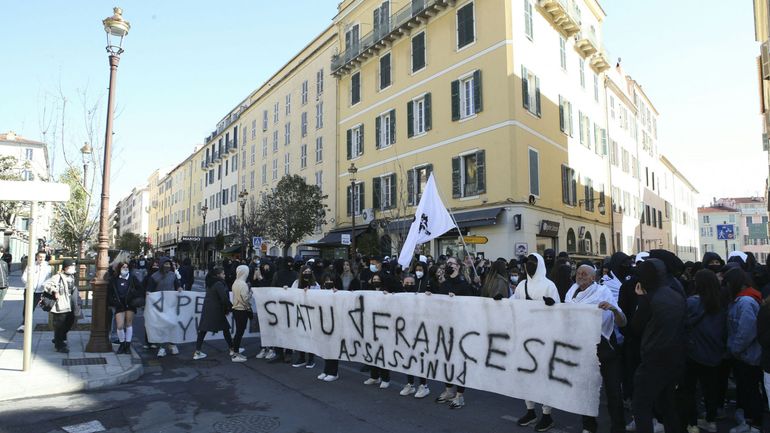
(722, 197, 765, 204)
(0, 132, 45, 147)
(698, 206, 738, 213)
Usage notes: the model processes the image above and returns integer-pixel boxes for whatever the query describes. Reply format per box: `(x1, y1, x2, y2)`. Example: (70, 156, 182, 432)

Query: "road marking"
(62, 420, 106, 433)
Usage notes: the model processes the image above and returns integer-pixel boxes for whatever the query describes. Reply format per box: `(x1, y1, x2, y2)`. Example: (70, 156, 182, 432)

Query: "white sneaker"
(292, 361, 307, 368)
(652, 419, 664, 433)
(317, 373, 327, 380)
(265, 349, 277, 360)
(157, 347, 167, 358)
(626, 420, 636, 432)
(323, 375, 339, 382)
(435, 389, 455, 403)
(193, 351, 207, 360)
(305, 362, 315, 369)
(400, 383, 416, 396)
(414, 384, 430, 399)
(16, 325, 23, 332)
(363, 378, 381, 385)
(231, 353, 247, 363)
(379, 381, 390, 389)
(169, 345, 179, 355)
(686, 425, 699, 433)
(255, 348, 268, 359)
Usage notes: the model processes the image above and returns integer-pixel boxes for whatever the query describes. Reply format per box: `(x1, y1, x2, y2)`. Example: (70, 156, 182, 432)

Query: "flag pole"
(430, 174, 480, 282)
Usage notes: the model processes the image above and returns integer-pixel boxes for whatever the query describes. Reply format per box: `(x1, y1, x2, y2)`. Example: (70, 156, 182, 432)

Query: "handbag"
(39, 291, 57, 312)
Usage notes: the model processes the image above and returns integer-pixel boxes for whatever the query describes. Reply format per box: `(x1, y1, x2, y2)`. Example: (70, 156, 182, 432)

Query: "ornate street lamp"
(86, 7, 130, 353)
(348, 163, 358, 261)
(201, 205, 208, 270)
(238, 189, 249, 259)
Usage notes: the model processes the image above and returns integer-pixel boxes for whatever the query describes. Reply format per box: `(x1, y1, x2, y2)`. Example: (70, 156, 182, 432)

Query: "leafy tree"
(215, 231, 225, 251)
(231, 197, 266, 251)
(0, 155, 23, 228)
(116, 231, 145, 255)
(257, 175, 327, 256)
(51, 167, 98, 257)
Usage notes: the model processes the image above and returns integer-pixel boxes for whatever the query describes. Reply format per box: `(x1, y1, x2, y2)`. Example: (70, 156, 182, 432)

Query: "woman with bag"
(230, 264, 252, 362)
(193, 266, 235, 361)
(107, 262, 144, 354)
(42, 259, 80, 353)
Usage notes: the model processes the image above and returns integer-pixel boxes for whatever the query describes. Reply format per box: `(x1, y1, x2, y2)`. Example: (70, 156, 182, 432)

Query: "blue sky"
(0, 1, 764, 206)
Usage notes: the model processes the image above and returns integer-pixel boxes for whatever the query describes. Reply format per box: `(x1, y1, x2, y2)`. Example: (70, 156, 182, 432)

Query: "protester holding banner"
(481, 260, 509, 300)
(107, 262, 144, 355)
(362, 272, 394, 389)
(334, 260, 361, 291)
(398, 274, 430, 399)
(317, 272, 341, 382)
(231, 265, 252, 362)
(147, 257, 182, 357)
(291, 265, 320, 368)
(193, 266, 235, 361)
(267, 257, 298, 363)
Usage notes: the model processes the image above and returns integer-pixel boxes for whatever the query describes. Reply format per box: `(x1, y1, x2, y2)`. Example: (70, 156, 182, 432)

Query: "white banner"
(144, 291, 260, 344)
(253, 287, 603, 416)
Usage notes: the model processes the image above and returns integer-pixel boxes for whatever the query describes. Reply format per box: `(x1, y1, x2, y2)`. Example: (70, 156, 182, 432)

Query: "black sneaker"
(517, 410, 537, 426)
(534, 414, 554, 432)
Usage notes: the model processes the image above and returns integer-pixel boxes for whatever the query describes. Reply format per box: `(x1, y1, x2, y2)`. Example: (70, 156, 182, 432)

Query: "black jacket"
(334, 275, 361, 291)
(107, 274, 144, 308)
(178, 264, 194, 290)
(757, 301, 770, 373)
(439, 274, 474, 297)
(198, 274, 232, 333)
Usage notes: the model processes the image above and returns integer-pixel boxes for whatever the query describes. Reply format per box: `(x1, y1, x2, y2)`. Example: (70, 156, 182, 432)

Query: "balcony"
(589, 48, 610, 73)
(228, 139, 237, 154)
(213, 150, 221, 163)
(537, 0, 581, 37)
(331, 0, 453, 75)
(574, 29, 599, 57)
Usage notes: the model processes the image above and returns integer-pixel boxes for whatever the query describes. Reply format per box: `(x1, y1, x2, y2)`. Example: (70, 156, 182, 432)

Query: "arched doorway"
(583, 232, 593, 254)
(567, 228, 576, 253)
(599, 233, 607, 255)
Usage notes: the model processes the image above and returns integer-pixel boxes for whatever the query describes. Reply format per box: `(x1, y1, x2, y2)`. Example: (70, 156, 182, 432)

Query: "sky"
(0, 0, 764, 208)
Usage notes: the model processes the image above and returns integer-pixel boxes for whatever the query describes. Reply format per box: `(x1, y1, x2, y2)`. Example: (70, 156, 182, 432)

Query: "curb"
(83, 346, 144, 391)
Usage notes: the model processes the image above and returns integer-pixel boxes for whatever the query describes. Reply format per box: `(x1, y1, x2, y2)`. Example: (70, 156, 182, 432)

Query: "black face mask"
(372, 281, 382, 288)
(324, 282, 334, 289)
(403, 284, 415, 289)
(525, 261, 538, 278)
(544, 257, 555, 267)
(302, 274, 312, 280)
(707, 264, 723, 274)
(615, 263, 632, 280)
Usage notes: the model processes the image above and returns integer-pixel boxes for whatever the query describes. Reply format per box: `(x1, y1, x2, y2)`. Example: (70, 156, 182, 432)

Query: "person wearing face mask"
(43, 259, 80, 353)
(108, 262, 144, 354)
(317, 273, 341, 382)
(411, 262, 431, 293)
(18, 251, 52, 332)
(194, 266, 236, 361)
(147, 257, 182, 357)
(702, 252, 725, 279)
(398, 275, 430, 398)
(481, 260, 509, 300)
(290, 265, 320, 368)
(512, 253, 560, 430)
(364, 256, 397, 292)
(363, 272, 394, 388)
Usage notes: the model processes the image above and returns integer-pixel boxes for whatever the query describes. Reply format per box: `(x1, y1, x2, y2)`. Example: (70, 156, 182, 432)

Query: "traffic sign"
(252, 236, 263, 250)
(462, 235, 488, 244)
(716, 224, 735, 240)
(341, 234, 351, 245)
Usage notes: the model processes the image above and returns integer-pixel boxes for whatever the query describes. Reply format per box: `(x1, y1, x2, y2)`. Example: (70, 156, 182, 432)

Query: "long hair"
(694, 269, 722, 314)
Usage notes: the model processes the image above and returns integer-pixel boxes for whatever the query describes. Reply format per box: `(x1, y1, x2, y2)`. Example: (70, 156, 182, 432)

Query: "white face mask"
(120, 269, 129, 278)
(369, 264, 378, 273)
(64, 266, 76, 275)
(415, 271, 424, 279)
(510, 275, 519, 283)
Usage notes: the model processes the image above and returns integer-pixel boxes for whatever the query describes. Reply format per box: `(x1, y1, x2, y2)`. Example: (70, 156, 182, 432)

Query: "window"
(373, 1, 390, 40)
(610, 96, 616, 119)
(610, 140, 619, 166)
(584, 177, 594, 211)
(559, 96, 573, 135)
(621, 149, 630, 173)
(347, 182, 364, 216)
(559, 36, 567, 70)
(250, 170, 255, 189)
(21, 170, 33, 181)
(251, 144, 256, 165)
(412, 32, 426, 72)
(456, 2, 475, 49)
(593, 73, 599, 102)
(285, 94, 291, 115)
(273, 102, 279, 123)
(272, 159, 278, 180)
(262, 110, 268, 130)
(315, 171, 323, 194)
(300, 144, 308, 169)
(301, 112, 308, 137)
(579, 59, 585, 88)
(408, 93, 431, 137)
(645, 205, 651, 226)
(351, 72, 361, 105)
(579, 112, 591, 148)
(315, 137, 323, 163)
(316, 102, 324, 129)
(24, 148, 33, 161)
(376, 110, 396, 149)
(452, 70, 482, 120)
(261, 164, 267, 184)
(284, 153, 290, 175)
(316, 69, 324, 97)
(451, 150, 485, 198)
(346, 125, 364, 159)
(272, 131, 278, 152)
(658, 210, 663, 229)
(522, 66, 541, 116)
(373, 173, 397, 210)
(561, 165, 577, 205)
(284, 122, 291, 146)
(251, 119, 257, 139)
(405, 164, 432, 205)
(345, 24, 361, 59)
(528, 148, 539, 196)
(379, 53, 392, 90)
(301, 80, 309, 105)
(524, 0, 533, 40)
(262, 137, 268, 157)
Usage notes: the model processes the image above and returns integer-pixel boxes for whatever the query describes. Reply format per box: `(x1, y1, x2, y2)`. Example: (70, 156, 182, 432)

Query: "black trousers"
(21, 292, 42, 321)
(583, 340, 625, 433)
(295, 352, 315, 364)
(622, 337, 641, 401)
(323, 359, 339, 376)
(733, 360, 763, 425)
(232, 310, 250, 351)
(407, 375, 427, 385)
(371, 366, 390, 382)
(444, 383, 465, 393)
(678, 359, 720, 424)
(51, 312, 74, 348)
(196, 328, 232, 351)
(632, 357, 684, 433)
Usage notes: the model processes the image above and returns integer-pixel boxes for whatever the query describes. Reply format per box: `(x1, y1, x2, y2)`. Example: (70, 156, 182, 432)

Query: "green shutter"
(476, 150, 486, 194)
(559, 96, 564, 132)
(407, 168, 415, 205)
(424, 93, 432, 131)
(389, 109, 396, 144)
(535, 76, 541, 117)
(358, 182, 365, 214)
(373, 177, 381, 210)
(452, 157, 461, 198)
(522, 66, 529, 111)
(407, 101, 414, 137)
(346, 129, 352, 160)
(347, 185, 352, 215)
(568, 102, 574, 136)
(359, 124, 364, 155)
(451, 80, 460, 121)
(473, 70, 482, 113)
(390, 173, 397, 209)
(375, 116, 381, 149)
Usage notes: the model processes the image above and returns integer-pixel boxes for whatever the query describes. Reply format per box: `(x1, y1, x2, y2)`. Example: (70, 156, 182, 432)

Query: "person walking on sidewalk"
(146, 257, 181, 357)
(108, 262, 144, 355)
(43, 259, 80, 353)
(18, 251, 51, 332)
(193, 266, 235, 361)
(0, 258, 8, 332)
(230, 264, 251, 362)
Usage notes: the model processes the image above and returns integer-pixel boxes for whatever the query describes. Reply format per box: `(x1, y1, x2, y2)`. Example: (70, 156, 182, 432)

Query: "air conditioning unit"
(762, 41, 770, 80)
(360, 208, 375, 224)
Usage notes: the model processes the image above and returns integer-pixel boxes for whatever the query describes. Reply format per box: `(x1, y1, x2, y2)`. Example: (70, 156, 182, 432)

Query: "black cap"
(62, 258, 77, 268)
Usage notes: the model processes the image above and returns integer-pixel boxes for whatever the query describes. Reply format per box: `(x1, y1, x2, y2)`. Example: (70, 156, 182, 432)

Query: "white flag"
(397, 174, 456, 269)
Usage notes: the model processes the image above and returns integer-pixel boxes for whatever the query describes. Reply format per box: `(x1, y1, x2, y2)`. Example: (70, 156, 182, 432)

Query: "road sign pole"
(725, 239, 729, 259)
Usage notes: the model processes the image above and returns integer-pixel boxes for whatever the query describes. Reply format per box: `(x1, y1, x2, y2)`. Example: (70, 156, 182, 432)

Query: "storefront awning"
(310, 228, 368, 247)
(386, 207, 505, 232)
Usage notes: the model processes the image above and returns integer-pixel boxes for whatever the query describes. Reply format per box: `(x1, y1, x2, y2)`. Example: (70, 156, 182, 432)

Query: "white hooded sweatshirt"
(513, 252, 561, 302)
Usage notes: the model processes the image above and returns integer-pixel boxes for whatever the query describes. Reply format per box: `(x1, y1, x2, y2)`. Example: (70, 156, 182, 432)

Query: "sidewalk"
(0, 272, 143, 402)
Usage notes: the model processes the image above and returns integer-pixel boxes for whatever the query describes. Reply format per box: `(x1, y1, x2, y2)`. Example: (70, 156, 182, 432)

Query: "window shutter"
(476, 150, 486, 194)
(426, 163, 433, 177)
(425, 93, 432, 131)
(407, 168, 415, 205)
(375, 116, 381, 149)
(451, 80, 460, 121)
(390, 174, 397, 209)
(358, 183, 365, 214)
(407, 101, 414, 137)
(346, 129, 352, 160)
(568, 103, 574, 136)
(373, 8, 381, 38)
(578, 111, 584, 144)
(522, 66, 529, 110)
(473, 70, 482, 113)
(373, 177, 381, 210)
(561, 166, 568, 204)
(571, 171, 577, 205)
(452, 156, 461, 198)
(347, 185, 352, 216)
(359, 124, 364, 155)
(389, 110, 396, 144)
(535, 76, 541, 117)
(457, 7, 466, 46)
(558, 96, 564, 131)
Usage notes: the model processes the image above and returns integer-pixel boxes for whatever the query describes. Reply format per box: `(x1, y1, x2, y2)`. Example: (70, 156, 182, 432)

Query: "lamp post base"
(85, 278, 112, 353)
